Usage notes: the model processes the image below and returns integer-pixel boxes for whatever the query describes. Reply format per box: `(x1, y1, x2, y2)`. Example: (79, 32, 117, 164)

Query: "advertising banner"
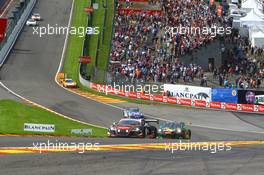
(71, 129, 93, 135)
(153, 95, 163, 102)
(177, 98, 192, 106)
(164, 84, 212, 102)
(240, 104, 254, 112)
(79, 56, 91, 64)
(90, 83, 97, 90)
(238, 90, 264, 105)
(24, 123, 55, 133)
(128, 92, 137, 98)
(167, 97, 177, 104)
(141, 94, 150, 100)
(212, 88, 238, 103)
(224, 103, 238, 111)
(194, 100, 207, 108)
(0, 18, 8, 43)
(210, 102, 222, 109)
(258, 105, 264, 112)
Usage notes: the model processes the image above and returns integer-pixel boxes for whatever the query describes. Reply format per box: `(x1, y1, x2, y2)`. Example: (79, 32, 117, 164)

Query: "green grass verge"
(0, 100, 107, 137)
(86, 0, 114, 83)
(63, 0, 89, 81)
(64, 0, 114, 84)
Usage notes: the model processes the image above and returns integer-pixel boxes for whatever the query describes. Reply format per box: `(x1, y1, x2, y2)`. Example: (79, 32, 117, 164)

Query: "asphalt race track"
(0, 0, 264, 174)
(1, 145, 264, 175)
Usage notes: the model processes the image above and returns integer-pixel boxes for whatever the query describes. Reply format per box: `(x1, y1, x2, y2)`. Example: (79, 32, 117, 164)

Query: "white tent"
(242, 0, 258, 12)
(240, 9, 264, 27)
(249, 27, 264, 48)
(254, 0, 264, 18)
(250, 30, 264, 47)
(241, 0, 264, 17)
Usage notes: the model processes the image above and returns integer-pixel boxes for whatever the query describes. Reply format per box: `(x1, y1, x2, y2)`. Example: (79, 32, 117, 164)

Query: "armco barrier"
(0, 0, 36, 67)
(89, 82, 264, 114)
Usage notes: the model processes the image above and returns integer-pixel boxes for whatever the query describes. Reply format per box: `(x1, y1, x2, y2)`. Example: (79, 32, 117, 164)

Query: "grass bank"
(63, 0, 114, 84)
(0, 100, 107, 137)
(63, 0, 89, 82)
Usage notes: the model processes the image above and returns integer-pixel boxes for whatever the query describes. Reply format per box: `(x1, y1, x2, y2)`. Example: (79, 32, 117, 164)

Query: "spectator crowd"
(212, 33, 264, 89)
(109, 0, 224, 84)
(108, 0, 264, 89)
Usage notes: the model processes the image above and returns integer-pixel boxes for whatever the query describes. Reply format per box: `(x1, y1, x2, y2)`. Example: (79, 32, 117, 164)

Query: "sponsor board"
(164, 84, 212, 102)
(153, 95, 163, 102)
(90, 83, 264, 113)
(141, 94, 150, 100)
(90, 83, 97, 90)
(79, 56, 91, 64)
(240, 104, 254, 112)
(258, 105, 264, 112)
(238, 90, 264, 105)
(128, 92, 137, 98)
(24, 123, 55, 133)
(177, 98, 192, 106)
(194, 100, 207, 108)
(71, 129, 93, 135)
(210, 102, 222, 109)
(118, 90, 126, 96)
(167, 97, 177, 104)
(224, 103, 238, 111)
(212, 88, 238, 103)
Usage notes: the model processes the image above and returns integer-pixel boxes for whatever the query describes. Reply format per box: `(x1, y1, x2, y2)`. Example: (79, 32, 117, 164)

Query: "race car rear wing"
(145, 119, 159, 124)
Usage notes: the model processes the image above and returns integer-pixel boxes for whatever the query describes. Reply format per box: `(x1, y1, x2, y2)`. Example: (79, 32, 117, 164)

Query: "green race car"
(158, 122, 191, 139)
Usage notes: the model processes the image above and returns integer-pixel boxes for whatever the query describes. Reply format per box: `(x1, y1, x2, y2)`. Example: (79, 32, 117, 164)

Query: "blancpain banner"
(24, 123, 55, 133)
(164, 84, 212, 102)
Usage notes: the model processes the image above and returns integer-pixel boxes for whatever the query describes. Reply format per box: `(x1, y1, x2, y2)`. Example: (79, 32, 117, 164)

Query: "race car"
(62, 78, 77, 88)
(26, 19, 37, 26)
(31, 13, 41, 21)
(157, 122, 191, 139)
(123, 107, 144, 119)
(108, 118, 158, 138)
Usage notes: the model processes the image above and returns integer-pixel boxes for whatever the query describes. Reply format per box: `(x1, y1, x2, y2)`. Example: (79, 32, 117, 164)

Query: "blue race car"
(123, 107, 145, 119)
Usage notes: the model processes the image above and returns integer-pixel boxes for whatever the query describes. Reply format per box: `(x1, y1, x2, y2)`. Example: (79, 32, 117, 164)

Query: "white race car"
(26, 19, 37, 26)
(31, 13, 41, 21)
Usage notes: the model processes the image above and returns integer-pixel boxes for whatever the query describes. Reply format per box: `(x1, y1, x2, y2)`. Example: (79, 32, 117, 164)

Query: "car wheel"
(172, 133, 177, 139)
(141, 128, 147, 138)
(147, 126, 157, 139)
(184, 130, 191, 139)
